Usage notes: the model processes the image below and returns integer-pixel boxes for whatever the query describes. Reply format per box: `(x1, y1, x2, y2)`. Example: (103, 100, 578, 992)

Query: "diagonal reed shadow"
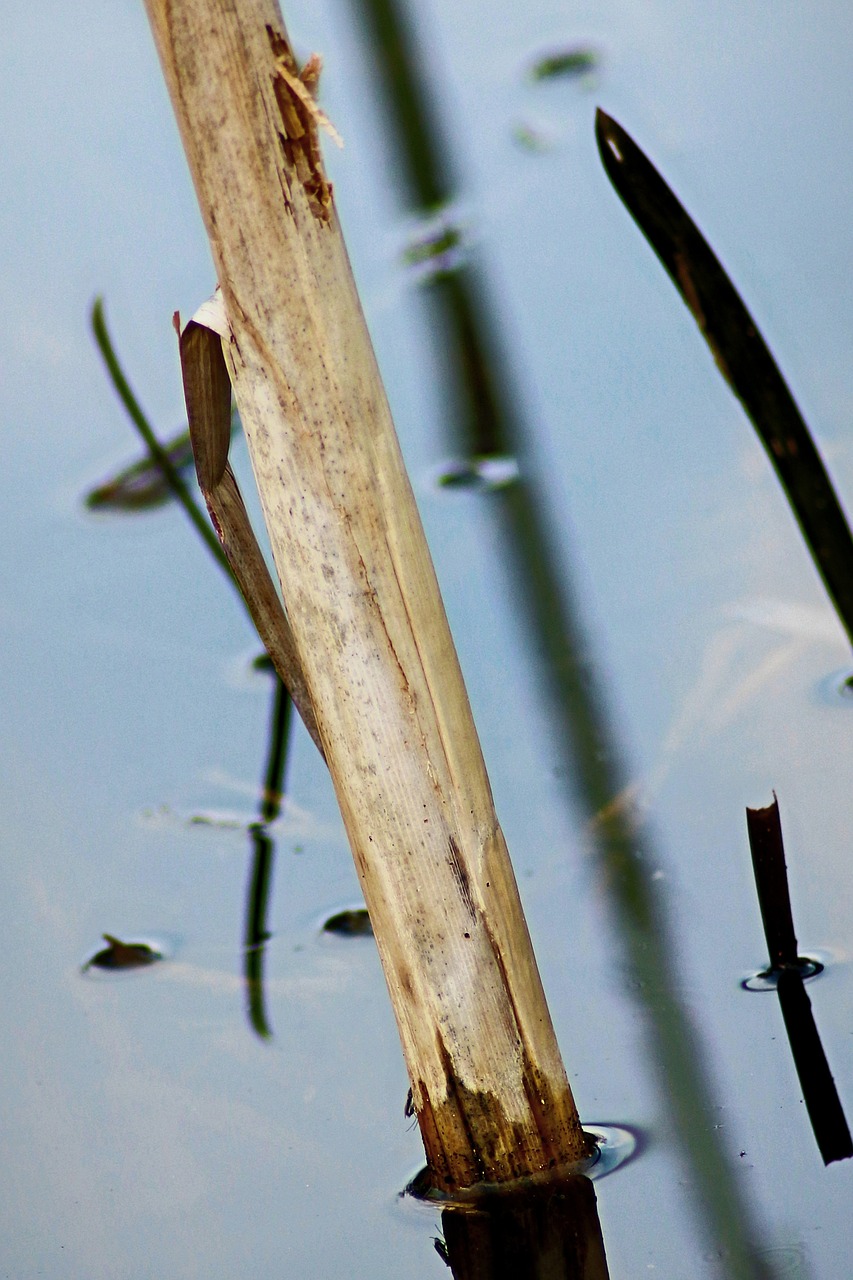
(348, 0, 775, 1274)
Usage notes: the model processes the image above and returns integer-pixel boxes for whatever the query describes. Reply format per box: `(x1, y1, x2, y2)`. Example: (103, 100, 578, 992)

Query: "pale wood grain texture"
(144, 0, 590, 1187)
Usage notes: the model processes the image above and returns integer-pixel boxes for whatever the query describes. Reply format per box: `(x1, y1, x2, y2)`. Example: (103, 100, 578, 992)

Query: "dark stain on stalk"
(485, 917, 593, 1168)
(447, 834, 476, 920)
(413, 1036, 488, 1191)
(417, 1032, 585, 1190)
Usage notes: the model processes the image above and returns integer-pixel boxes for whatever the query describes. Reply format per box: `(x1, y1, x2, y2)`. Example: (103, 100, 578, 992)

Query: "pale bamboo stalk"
(144, 0, 590, 1190)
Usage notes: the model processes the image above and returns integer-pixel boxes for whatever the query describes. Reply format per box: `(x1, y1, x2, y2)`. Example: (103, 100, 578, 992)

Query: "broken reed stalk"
(143, 0, 591, 1190)
(744, 795, 800, 971)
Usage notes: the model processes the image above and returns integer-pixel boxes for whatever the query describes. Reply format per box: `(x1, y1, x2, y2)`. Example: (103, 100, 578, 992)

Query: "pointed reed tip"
(90, 294, 105, 328)
(594, 109, 626, 166)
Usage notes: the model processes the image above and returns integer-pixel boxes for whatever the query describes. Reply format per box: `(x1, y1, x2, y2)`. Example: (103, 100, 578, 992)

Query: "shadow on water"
(349, 0, 778, 1274)
(86, 427, 196, 510)
(433, 1176, 610, 1280)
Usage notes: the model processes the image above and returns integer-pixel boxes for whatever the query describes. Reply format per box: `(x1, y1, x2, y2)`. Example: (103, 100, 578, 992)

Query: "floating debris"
(402, 216, 467, 283)
(83, 934, 163, 972)
(187, 811, 248, 830)
(529, 46, 599, 83)
(512, 121, 555, 153)
(741, 958, 824, 993)
(433, 1236, 450, 1266)
(434, 455, 520, 493)
(403, 222, 462, 266)
(322, 908, 373, 937)
(85, 429, 195, 511)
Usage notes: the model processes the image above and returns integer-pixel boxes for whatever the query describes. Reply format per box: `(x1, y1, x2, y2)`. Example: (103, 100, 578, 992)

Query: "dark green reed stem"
(90, 296, 232, 579)
(244, 673, 292, 1040)
(348, 0, 454, 210)
(259, 671, 291, 826)
(596, 110, 853, 652)
(348, 0, 520, 463)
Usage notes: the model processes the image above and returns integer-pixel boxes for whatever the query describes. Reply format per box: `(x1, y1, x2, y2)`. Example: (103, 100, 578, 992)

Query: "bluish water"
(2, 1, 853, 1276)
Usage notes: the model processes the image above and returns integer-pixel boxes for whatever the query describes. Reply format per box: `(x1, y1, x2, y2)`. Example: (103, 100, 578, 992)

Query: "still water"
(2, 0, 853, 1276)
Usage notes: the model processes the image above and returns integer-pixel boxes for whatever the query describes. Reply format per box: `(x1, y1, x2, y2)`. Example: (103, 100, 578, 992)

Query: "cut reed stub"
(743, 795, 852, 1164)
(743, 794, 823, 986)
(745, 795, 801, 972)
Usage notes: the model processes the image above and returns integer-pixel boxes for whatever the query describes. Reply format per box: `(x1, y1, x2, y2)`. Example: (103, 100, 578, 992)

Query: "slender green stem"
(90, 296, 233, 579)
(244, 675, 292, 1039)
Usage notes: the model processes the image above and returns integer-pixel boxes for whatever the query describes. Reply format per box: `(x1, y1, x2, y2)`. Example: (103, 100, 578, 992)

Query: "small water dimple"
(813, 668, 853, 705)
(433, 455, 520, 493)
(82, 934, 166, 975)
(741, 957, 824, 992)
(755, 1244, 808, 1279)
(403, 1124, 638, 1205)
(512, 121, 556, 153)
(584, 1125, 639, 1178)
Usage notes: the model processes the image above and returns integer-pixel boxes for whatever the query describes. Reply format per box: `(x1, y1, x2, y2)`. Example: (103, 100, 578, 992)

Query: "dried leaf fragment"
(266, 27, 340, 220)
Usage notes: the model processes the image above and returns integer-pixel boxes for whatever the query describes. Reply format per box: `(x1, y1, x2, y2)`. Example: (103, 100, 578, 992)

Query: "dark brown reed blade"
(776, 968, 853, 1165)
(595, 109, 853, 651)
(745, 796, 799, 970)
